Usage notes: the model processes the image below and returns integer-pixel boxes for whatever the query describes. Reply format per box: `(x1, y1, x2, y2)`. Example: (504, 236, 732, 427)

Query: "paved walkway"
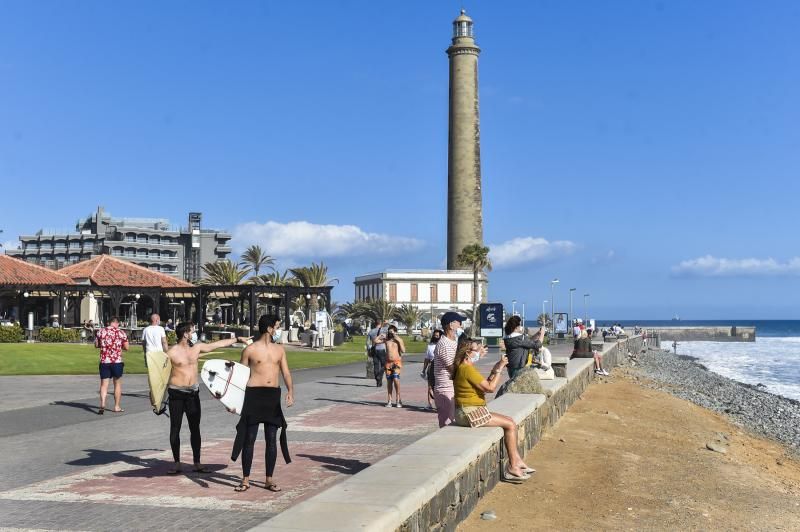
(0, 350, 509, 531)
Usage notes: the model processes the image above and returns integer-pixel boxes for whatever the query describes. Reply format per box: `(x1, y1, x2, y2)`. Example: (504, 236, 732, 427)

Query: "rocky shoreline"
(622, 346, 800, 456)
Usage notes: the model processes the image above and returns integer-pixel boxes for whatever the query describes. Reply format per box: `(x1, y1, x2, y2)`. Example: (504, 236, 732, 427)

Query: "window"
(410, 283, 418, 302)
(430, 284, 438, 302)
(126, 233, 136, 242)
(389, 283, 397, 302)
(69, 242, 81, 249)
(450, 283, 458, 303)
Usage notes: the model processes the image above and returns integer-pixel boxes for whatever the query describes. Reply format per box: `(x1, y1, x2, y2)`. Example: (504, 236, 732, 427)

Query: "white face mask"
(456, 327, 464, 337)
(469, 351, 481, 363)
(272, 329, 282, 343)
(190, 331, 198, 344)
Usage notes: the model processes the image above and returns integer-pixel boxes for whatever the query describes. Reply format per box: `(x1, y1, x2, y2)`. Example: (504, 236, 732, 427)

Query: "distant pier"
(648, 326, 756, 343)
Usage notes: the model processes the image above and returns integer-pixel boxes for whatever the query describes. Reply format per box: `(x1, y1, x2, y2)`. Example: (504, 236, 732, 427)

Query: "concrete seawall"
(255, 336, 645, 532)
(649, 326, 756, 343)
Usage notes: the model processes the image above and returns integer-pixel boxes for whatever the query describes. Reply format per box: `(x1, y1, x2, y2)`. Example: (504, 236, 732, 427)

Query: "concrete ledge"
(566, 358, 595, 381)
(255, 336, 643, 532)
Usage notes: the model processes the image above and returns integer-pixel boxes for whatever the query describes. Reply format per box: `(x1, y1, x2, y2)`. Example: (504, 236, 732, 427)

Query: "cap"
(440, 311, 466, 328)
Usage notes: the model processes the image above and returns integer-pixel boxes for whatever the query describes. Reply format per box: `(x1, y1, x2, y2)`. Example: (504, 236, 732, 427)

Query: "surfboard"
(146, 350, 171, 415)
(200, 359, 251, 415)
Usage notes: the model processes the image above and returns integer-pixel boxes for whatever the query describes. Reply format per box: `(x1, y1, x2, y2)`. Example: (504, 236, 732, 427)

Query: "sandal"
(234, 483, 250, 492)
(504, 467, 530, 481)
(112, 408, 124, 413)
(265, 483, 281, 492)
(97, 408, 104, 415)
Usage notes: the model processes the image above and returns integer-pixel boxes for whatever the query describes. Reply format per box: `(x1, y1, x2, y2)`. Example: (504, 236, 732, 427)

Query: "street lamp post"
(584, 293, 590, 322)
(542, 300, 548, 326)
(569, 288, 576, 323)
(550, 278, 559, 325)
(512, 299, 516, 317)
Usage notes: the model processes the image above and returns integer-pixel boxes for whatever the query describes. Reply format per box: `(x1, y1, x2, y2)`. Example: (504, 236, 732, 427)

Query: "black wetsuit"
(231, 386, 290, 477)
(168, 385, 201, 463)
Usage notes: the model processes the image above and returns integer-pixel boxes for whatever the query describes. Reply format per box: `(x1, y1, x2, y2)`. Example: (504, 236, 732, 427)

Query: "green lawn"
(0, 343, 364, 376)
(335, 335, 428, 355)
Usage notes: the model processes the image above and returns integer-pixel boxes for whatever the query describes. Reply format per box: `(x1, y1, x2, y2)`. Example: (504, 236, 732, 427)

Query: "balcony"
(215, 245, 232, 254)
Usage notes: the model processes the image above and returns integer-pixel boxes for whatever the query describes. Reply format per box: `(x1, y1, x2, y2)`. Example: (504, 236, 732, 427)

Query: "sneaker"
(396, 401, 403, 408)
(594, 369, 603, 375)
(601, 369, 610, 376)
(386, 402, 393, 408)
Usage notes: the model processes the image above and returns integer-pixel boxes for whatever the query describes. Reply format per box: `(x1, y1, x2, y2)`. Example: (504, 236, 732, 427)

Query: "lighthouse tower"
(446, 9, 484, 270)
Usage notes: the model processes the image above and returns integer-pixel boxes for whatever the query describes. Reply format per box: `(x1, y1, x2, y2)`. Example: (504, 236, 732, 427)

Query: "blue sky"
(1, 1, 799, 319)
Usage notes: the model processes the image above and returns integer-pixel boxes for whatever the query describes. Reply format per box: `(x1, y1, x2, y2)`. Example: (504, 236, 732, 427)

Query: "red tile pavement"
(2, 439, 392, 513)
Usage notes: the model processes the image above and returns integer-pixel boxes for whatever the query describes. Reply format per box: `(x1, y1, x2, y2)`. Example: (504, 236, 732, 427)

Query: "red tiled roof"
(0, 255, 75, 285)
(58, 255, 194, 288)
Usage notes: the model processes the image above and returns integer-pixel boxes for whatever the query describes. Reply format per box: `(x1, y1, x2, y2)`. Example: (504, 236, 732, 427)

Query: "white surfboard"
(200, 359, 250, 415)
(146, 350, 171, 415)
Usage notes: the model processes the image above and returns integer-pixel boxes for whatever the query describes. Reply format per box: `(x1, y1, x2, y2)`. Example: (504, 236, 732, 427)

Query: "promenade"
(0, 350, 510, 531)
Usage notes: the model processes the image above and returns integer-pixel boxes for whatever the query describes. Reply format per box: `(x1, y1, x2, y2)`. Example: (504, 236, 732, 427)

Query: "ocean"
(527, 319, 800, 402)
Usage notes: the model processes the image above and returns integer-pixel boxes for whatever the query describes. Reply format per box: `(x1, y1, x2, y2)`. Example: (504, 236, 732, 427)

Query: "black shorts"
(99, 362, 124, 379)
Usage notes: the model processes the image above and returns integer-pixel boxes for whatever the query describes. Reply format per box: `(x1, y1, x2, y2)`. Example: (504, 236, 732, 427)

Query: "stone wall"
(256, 336, 646, 532)
(649, 326, 756, 343)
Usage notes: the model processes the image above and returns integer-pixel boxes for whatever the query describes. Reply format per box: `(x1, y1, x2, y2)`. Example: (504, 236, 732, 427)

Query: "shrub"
(0, 324, 24, 343)
(166, 330, 177, 346)
(38, 327, 81, 343)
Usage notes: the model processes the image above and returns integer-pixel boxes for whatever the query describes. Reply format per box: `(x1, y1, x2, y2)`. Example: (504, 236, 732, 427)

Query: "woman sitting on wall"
(572, 329, 608, 376)
(502, 315, 545, 379)
(452, 338, 535, 481)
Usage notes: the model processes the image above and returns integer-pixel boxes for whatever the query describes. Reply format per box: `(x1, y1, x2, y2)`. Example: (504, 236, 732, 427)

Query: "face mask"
(190, 332, 198, 344)
(272, 329, 282, 343)
(456, 327, 464, 337)
(469, 351, 481, 363)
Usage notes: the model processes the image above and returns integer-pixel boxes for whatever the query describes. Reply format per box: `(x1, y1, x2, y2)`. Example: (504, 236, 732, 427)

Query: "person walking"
(231, 315, 294, 493)
(422, 329, 442, 410)
(165, 322, 248, 475)
(375, 324, 405, 407)
(142, 313, 168, 368)
(367, 319, 388, 387)
(95, 316, 129, 414)
(433, 312, 464, 427)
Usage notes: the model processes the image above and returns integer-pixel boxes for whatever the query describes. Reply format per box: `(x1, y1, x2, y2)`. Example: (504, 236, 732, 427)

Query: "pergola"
(0, 255, 332, 332)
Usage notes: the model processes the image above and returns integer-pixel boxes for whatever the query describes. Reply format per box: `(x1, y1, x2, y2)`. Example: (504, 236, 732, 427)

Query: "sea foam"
(678, 338, 800, 401)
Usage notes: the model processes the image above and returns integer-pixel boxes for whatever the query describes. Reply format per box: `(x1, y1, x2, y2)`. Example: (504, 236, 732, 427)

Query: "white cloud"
(232, 220, 424, 259)
(671, 255, 800, 277)
(489, 237, 577, 268)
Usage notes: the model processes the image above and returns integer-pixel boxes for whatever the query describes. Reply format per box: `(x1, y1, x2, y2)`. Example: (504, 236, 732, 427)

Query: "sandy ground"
(459, 369, 800, 531)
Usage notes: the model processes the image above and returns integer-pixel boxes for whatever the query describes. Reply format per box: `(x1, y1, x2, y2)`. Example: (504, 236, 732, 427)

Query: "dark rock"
(495, 367, 546, 398)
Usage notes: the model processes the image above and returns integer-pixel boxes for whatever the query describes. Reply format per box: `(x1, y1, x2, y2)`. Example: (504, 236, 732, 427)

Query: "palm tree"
(334, 301, 369, 322)
(456, 243, 492, 335)
(364, 298, 395, 326)
(240, 245, 275, 277)
(537, 312, 552, 328)
(199, 260, 251, 285)
(393, 303, 424, 335)
(249, 269, 296, 286)
(289, 262, 339, 314)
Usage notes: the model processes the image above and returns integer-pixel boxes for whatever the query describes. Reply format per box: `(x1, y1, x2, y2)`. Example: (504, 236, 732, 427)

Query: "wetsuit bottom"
(168, 388, 201, 463)
(241, 423, 279, 477)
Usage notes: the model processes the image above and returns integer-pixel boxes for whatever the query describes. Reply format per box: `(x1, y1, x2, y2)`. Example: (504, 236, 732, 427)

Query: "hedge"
(38, 327, 81, 343)
(0, 324, 24, 343)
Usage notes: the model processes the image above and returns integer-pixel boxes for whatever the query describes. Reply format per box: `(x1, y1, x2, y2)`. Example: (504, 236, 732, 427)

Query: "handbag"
(465, 406, 492, 428)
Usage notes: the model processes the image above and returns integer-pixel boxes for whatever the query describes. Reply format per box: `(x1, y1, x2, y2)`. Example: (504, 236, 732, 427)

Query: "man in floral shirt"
(95, 316, 129, 414)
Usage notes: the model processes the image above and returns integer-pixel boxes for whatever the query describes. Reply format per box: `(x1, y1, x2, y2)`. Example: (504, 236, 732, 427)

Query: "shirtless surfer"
(165, 321, 249, 475)
(231, 314, 294, 492)
(374, 324, 405, 407)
